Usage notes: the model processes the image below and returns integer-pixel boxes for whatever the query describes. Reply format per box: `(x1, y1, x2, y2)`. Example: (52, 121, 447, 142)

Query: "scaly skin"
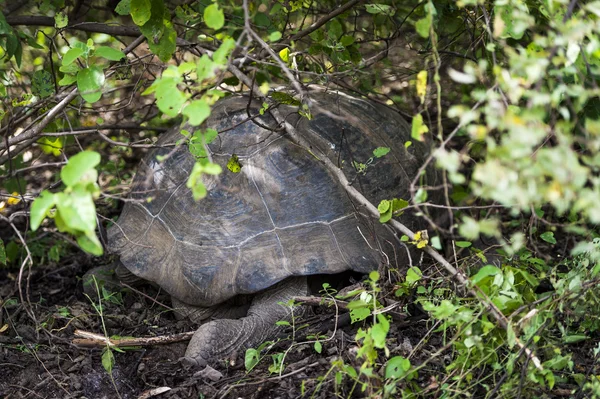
(182, 277, 308, 367)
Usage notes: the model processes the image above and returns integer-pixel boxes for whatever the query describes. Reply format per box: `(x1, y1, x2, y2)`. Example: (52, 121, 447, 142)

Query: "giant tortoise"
(106, 87, 437, 367)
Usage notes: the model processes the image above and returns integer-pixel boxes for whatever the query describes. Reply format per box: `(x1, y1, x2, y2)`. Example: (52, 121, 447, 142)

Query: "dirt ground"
(0, 250, 439, 399)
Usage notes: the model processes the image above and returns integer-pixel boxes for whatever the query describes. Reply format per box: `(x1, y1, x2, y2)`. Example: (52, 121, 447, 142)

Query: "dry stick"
(226, 61, 543, 371)
(72, 329, 194, 348)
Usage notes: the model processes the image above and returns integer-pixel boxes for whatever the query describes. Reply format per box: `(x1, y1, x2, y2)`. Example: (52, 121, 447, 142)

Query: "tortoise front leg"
(182, 276, 308, 368)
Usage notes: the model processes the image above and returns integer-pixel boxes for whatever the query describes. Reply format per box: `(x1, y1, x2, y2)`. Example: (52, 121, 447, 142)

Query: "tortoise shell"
(108, 89, 435, 307)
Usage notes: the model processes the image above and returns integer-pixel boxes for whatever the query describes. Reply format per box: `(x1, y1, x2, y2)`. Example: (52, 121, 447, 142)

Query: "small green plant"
(30, 151, 103, 255)
(58, 39, 125, 103)
(244, 298, 301, 374)
(352, 147, 391, 175)
(84, 275, 124, 398)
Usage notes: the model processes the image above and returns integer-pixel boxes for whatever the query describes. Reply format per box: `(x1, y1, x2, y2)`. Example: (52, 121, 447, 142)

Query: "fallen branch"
(72, 329, 194, 348)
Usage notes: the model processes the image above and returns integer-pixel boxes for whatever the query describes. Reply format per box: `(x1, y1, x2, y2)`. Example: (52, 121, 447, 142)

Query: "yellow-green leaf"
(227, 154, 242, 173)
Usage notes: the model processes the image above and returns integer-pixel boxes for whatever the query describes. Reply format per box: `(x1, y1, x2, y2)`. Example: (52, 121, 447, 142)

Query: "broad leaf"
(183, 100, 211, 126)
(61, 151, 101, 186)
(63, 47, 84, 66)
(55, 188, 96, 233)
(204, 3, 225, 30)
(32, 70, 54, 98)
(94, 46, 125, 61)
(54, 12, 68, 28)
(130, 0, 151, 26)
(115, 0, 130, 15)
(77, 66, 105, 103)
(30, 191, 56, 231)
(385, 356, 411, 379)
(77, 232, 104, 256)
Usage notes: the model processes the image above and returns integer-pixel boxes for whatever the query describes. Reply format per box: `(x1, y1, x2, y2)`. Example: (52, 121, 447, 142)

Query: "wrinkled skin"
(107, 87, 438, 366)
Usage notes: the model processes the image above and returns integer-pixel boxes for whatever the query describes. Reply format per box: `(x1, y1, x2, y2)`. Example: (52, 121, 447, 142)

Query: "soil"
(0, 252, 438, 399)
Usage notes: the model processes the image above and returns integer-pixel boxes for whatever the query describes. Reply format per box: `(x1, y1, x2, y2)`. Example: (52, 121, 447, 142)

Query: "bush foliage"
(1, 0, 600, 397)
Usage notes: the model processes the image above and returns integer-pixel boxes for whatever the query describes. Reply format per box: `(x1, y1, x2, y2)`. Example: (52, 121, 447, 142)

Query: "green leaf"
(152, 77, 187, 117)
(58, 74, 77, 86)
(268, 31, 282, 42)
(30, 191, 56, 231)
(54, 12, 68, 28)
(37, 136, 64, 156)
(61, 151, 101, 187)
(203, 128, 218, 144)
(0, 238, 6, 265)
(372, 323, 388, 348)
(369, 270, 379, 282)
(365, 4, 394, 16)
(149, 23, 177, 63)
(459, 216, 480, 240)
(431, 235, 442, 250)
(183, 100, 211, 126)
(349, 307, 370, 323)
(279, 47, 290, 63)
(455, 241, 472, 248)
(63, 47, 85, 66)
(415, 17, 431, 38)
(253, 12, 270, 28)
(340, 35, 355, 46)
(130, 0, 151, 25)
(328, 19, 343, 39)
(373, 147, 390, 158)
(411, 114, 429, 141)
(59, 63, 79, 74)
(378, 199, 391, 214)
(563, 334, 588, 343)
(196, 55, 216, 81)
(94, 46, 125, 61)
(392, 198, 408, 211)
(540, 231, 557, 244)
(405, 267, 422, 284)
(55, 188, 97, 233)
(314, 341, 322, 354)
(424, 299, 457, 319)
(101, 349, 115, 373)
(5, 30, 22, 67)
(49, 245, 61, 262)
(385, 356, 411, 379)
(202, 162, 222, 175)
(212, 38, 236, 65)
(204, 3, 225, 30)
(77, 232, 103, 256)
(245, 348, 260, 371)
(32, 70, 54, 98)
(77, 66, 105, 103)
(471, 265, 501, 284)
(271, 91, 301, 106)
(506, 323, 517, 349)
(227, 154, 242, 173)
(115, 0, 131, 15)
